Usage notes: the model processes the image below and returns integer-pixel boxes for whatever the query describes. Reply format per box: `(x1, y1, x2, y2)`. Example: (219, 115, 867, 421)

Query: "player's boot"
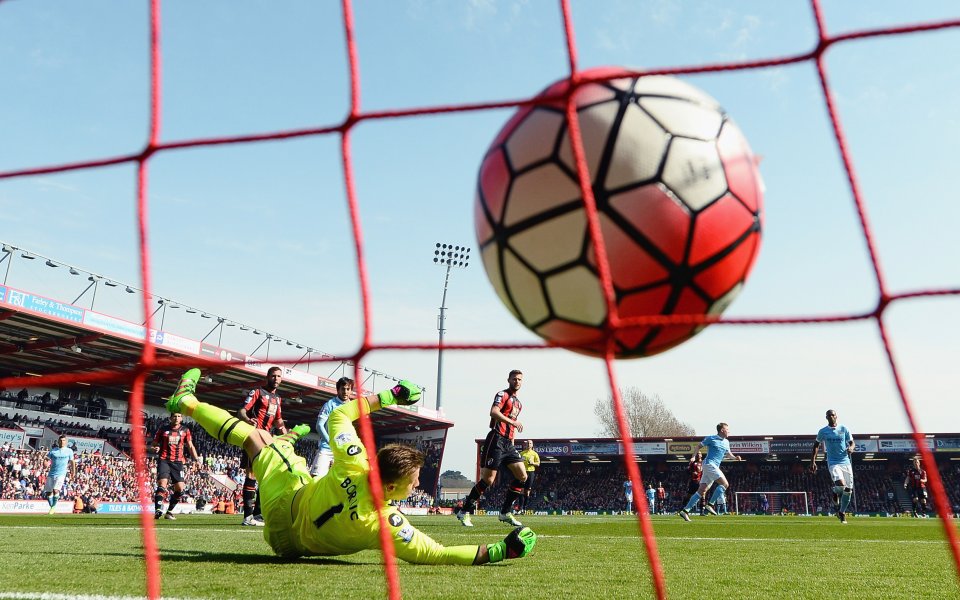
(678, 509, 691, 522)
(47, 506, 56, 515)
(241, 515, 258, 526)
(164, 512, 176, 520)
(455, 509, 473, 528)
(166, 368, 201, 413)
(499, 512, 523, 527)
(251, 515, 265, 527)
(837, 511, 847, 524)
(704, 503, 717, 516)
(154, 510, 163, 520)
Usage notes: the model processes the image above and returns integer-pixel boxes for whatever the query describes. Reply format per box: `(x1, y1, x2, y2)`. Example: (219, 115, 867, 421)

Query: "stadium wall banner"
(98, 503, 146, 514)
(66, 436, 105, 455)
(4, 288, 84, 323)
(934, 438, 960, 452)
(83, 310, 147, 339)
(0, 500, 71, 514)
(729, 440, 769, 454)
(769, 440, 815, 453)
(624, 441, 667, 455)
(150, 330, 200, 355)
(878, 438, 935, 452)
(0, 428, 25, 448)
(571, 442, 620, 455)
(534, 443, 572, 456)
(854, 439, 879, 453)
(21, 425, 44, 437)
(667, 441, 698, 455)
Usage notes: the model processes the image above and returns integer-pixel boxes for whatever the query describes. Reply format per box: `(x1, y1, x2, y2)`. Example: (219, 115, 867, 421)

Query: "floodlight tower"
(432, 242, 470, 412)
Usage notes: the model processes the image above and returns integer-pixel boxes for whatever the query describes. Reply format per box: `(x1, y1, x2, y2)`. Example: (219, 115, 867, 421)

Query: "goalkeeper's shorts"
(253, 439, 312, 557)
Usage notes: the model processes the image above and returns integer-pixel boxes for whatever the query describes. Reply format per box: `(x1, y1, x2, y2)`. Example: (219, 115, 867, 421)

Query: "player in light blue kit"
(308, 377, 354, 477)
(644, 483, 656, 514)
(623, 479, 634, 514)
(809, 409, 855, 524)
(44, 435, 76, 514)
(678, 422, 741, 521)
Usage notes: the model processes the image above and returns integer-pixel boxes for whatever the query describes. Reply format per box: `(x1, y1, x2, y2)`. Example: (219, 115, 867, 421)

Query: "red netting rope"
(0, 0, 959, 598)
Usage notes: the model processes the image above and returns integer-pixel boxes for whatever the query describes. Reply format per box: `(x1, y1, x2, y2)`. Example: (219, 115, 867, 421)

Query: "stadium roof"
(0, 290, 451, 433)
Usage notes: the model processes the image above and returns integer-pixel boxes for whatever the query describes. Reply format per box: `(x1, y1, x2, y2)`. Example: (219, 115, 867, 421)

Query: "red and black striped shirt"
(688, 461, 703, 483)
(243, 388, 283, 431)
(489, 389, 521, 440)
(906, 467, 927, 490)
(153, 426, 193, 462)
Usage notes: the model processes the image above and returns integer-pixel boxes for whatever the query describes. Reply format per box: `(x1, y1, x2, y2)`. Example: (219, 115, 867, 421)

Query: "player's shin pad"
(487, 527, 537, 563)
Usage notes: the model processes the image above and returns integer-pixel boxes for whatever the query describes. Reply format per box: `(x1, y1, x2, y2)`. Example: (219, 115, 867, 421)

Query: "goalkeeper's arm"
(390, 520, 537, 565)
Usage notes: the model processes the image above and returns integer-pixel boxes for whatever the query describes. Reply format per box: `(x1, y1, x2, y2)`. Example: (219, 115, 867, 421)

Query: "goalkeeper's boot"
(164, 512, 176, 520)
(455, 508, 473, 528)
(703, 503, 718, 516)
(498, 512, 523, 527)
(678, 509, 691, 522)
(166, 368, 201, 413)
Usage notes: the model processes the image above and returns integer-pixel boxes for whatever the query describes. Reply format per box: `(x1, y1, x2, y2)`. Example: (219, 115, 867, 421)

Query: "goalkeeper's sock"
(709, 485, 726, 505)
(840, 489, 852, 513)
(683, 492, 701, 513)
(189, 401, 255, 448)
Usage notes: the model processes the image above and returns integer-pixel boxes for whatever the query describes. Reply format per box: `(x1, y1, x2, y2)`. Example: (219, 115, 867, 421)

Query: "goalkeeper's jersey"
(288, 399, 479, 564)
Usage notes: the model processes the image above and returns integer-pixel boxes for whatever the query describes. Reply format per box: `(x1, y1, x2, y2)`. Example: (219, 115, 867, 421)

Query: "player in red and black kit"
(456, 370, 528, 528)
(151, 412, 200, 520)
(237, 366, 287, 526)
(903, 456, 929, 518)
(684, 452, 703, 515)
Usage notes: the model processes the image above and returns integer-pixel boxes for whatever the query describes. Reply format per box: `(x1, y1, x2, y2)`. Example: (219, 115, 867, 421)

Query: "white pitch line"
(0, 593, 195, 600)
(0, 526, 260, 534)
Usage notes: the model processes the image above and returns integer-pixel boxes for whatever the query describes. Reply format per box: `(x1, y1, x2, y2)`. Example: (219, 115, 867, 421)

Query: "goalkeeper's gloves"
(377, 380, 422, 407)
(486, 526, 537, 563)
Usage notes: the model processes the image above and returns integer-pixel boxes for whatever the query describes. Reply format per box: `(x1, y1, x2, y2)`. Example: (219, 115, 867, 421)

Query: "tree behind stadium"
(594, 387, 696, 438)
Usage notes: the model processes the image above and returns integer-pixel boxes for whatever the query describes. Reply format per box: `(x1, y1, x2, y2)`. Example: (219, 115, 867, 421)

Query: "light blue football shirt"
(701, 435, 730, 468)
(315, 396, 346, 452)
(47, 447, 74, 477)
(816, 425, 853, 466)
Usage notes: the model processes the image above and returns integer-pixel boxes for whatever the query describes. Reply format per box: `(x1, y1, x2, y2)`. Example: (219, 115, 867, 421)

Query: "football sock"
(502, 480, 524, 514)
(242, 481, 257, 518)
(154, 487, 167, 514)
(254, 489, 262, 517)
(50, 494, 58, 508)
(465, 480, 489, 512)
(168, 490, 183, 513)
(709, 485, 726, 505)
(840, 489, 852, 513)
(188, 401, 255, 448)
(683, 492, 701, 512)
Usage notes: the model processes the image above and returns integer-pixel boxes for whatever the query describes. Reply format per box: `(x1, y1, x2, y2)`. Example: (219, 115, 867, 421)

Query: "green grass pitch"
(0, 513, 957, 599)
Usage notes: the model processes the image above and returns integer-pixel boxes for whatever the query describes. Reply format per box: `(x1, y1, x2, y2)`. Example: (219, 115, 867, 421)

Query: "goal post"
(734, 491, 810, 516)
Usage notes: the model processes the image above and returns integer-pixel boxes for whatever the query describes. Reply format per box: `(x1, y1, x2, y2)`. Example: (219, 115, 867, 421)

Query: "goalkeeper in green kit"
(165, 368, 537, 565)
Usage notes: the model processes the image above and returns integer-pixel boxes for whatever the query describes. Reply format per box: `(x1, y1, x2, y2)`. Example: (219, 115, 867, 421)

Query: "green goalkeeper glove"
(486, 526, 537, 563)
(377, 380, 422, 407)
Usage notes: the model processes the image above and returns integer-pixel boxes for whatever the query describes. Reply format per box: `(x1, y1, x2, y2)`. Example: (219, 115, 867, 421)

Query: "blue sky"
(1, 1, 958, 476)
